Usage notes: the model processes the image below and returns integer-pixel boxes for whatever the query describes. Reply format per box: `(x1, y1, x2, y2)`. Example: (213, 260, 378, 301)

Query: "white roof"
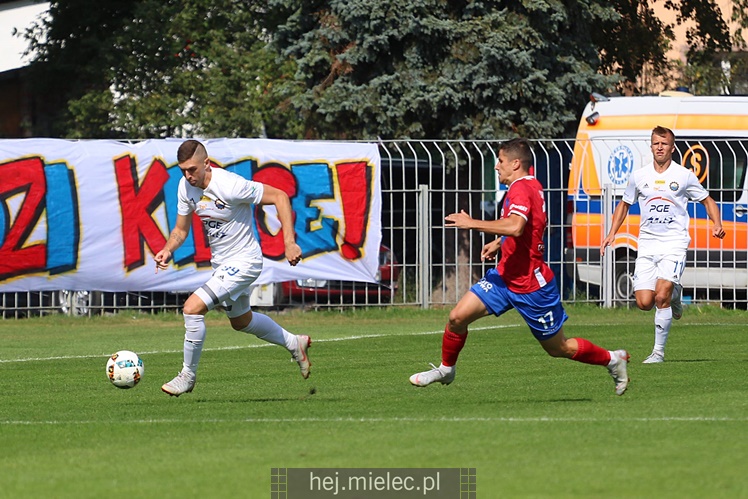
(0, 0, 49, 74)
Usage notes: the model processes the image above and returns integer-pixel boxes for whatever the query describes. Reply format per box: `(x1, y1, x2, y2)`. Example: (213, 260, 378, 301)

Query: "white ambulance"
(567, 93, 748, 303)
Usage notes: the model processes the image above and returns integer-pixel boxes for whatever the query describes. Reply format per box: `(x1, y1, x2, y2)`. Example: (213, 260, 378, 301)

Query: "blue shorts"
(470, 268, 568, 340)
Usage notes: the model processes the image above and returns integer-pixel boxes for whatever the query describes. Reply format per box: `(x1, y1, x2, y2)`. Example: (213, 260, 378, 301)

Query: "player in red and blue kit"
(409, 138, 631, 395)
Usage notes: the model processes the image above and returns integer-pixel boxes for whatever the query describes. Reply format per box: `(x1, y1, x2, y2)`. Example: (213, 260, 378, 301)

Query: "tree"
(268, 0, 748, 139)
(23, 0, 747, 140)
(22, 0, 139, 137)
(24, 0, 303, 138)
(592, 0, 674, 94)
(268, 0, 620, 140)
(671, 0, 748, 95)
(594, 0, 748, 95)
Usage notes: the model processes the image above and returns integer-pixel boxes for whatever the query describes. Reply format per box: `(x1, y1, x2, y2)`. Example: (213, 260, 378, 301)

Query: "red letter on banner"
(0, 158, 47, 278)
(253, 163, 297, 260)
(114, 155, 169, 271)
(336, 162, 371, 260)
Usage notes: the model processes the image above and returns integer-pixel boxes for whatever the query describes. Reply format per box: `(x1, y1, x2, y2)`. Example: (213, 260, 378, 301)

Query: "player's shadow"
(194, 397, 306, 403)
(664, 359, 713, 363)
(475, 397, 594, 404)
(200, 394, 334, 403)
(529, 397, 594, 403)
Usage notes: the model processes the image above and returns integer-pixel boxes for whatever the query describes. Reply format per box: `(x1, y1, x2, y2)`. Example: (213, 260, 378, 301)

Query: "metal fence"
(2, 138, 746, 317)
(376, 139, 574, 308)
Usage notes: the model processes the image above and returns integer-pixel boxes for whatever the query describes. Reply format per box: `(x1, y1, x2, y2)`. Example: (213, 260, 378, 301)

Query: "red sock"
(571, 338, 611, 366)
(441, 327, 468, 367)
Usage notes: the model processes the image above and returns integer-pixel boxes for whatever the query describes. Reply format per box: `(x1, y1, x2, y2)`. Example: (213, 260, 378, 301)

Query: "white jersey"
(177, 167, 265, 266)
(622, 161, 709, 256)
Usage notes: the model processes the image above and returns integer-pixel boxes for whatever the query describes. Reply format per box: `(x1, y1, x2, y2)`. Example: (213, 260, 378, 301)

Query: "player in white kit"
(601, 126, 724, 363)
(155, 139, 311, 396)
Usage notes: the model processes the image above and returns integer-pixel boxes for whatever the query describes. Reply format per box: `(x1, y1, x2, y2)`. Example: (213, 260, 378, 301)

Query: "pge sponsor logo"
(203, 219, 225, 230)
(649, 204, 671, 213)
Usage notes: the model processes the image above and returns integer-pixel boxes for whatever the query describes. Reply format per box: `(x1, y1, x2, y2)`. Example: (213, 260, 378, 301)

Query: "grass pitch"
(1, 305, 747, 498)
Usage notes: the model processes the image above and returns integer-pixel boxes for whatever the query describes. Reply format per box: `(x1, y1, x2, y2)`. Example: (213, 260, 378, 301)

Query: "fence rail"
(2, 138, 746, 317)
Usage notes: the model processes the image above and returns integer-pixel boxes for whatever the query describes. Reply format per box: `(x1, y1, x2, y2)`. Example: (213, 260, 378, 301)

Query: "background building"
(0, 0, 48, 137)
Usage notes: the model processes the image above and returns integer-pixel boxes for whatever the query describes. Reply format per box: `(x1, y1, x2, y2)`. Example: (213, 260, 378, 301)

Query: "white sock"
(183, 314, 206, 375)
(439, 363, 455, 373)
(654, 307, 672, 352)
(241, 312, 297, 351)
(607, 352, 618, 367)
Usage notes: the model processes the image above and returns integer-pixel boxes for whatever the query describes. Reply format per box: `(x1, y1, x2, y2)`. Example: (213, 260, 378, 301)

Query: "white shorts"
(194, 261, 262, 318)
(633, 253, 687, 292)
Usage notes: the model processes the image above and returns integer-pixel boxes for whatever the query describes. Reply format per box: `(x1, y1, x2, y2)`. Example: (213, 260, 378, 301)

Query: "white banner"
(0, 138, 381, 292)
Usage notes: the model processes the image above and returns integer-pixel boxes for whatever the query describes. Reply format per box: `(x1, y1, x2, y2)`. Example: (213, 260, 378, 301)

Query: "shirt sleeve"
(176, 180, 193, 216)
(685, 170, 709, 202)
(232, 177, 265, 205)
(505, 181, 533, 220)
(622, 172, 638, 205)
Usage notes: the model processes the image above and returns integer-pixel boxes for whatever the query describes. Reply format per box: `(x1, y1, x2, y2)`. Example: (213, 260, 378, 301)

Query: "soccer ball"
(106, 350, 144, 389)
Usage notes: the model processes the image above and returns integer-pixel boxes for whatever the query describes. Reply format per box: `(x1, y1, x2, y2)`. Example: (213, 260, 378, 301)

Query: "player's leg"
(228, 298, 311, 379)
(538, 328, 630, 396)
(409, 269, 501, 387)
(163, 262, 259, 396)
(646, 253, 687, 362)
(645, 277, 673, 363)
(215, 262, 311, 378)
(659, 252, 686, 321)
(633, 255, 657, 311)
(409, 292, 487, 387)
(513, 279, 629, 395)
(161, 291, 210, 396)
(633, 255, 667, 363)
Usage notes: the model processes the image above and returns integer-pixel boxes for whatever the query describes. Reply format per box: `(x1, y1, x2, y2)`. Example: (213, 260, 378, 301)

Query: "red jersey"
(497, 176, 555, 293)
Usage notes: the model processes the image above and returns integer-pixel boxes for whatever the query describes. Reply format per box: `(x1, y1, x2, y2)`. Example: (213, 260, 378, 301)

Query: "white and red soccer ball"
(106, 350, 144, 389)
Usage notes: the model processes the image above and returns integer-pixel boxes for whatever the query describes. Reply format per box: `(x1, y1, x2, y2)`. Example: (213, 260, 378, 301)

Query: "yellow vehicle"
(568, 93, 748, 303)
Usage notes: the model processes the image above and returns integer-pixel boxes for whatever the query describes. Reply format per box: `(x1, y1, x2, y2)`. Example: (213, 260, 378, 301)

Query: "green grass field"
(1, 305, 747, 498)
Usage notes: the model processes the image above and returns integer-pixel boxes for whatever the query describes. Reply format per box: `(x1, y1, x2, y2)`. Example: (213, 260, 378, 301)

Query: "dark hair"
(652, 126, 675, 142)
(499, 138, 533, 170)
(177, 139, 207, 163)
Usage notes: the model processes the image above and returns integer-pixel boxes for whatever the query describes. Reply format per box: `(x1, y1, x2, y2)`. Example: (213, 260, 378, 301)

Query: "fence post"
(601, 184, 614, 308)
(418, 184, 430, 309)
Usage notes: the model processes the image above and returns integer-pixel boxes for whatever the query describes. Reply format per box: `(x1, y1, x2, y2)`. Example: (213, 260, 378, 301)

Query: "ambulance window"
(679, 140, 747, 203)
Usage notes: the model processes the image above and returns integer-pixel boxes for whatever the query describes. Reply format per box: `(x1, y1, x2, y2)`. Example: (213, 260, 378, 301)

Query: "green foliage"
(597, 0, 737, 95)
(1, 306, 747, 497)
(672, 0, 748, 96)
(674, 51, 748, 96)
(23, 0, 140, 138)
(21, 1, 746, 140)
(269, 0, 619, 139)
(593, 0, 673, 90)
(25, 0, 303, 138)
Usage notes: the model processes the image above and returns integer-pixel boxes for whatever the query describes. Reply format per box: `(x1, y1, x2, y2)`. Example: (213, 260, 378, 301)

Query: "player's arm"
(445, 209, 527, 237)
(700, 196, 725, 239)
(155, 213, 191, 271)
(260, 184, 302, 266)
(600, 201, 631, 256)
(481, 238, 502, 262)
